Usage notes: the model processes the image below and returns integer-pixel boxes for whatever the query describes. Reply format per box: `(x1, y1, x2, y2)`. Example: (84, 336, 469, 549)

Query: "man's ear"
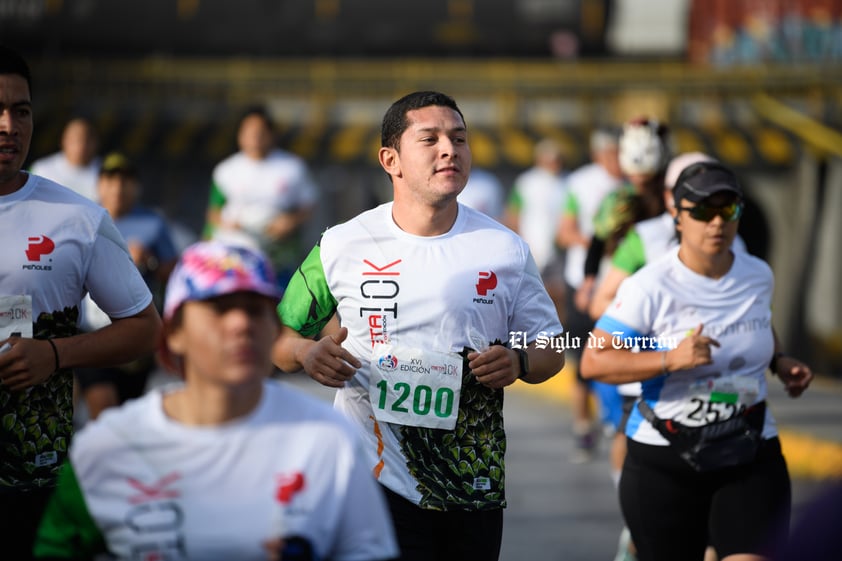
(378, 146, 400, 178)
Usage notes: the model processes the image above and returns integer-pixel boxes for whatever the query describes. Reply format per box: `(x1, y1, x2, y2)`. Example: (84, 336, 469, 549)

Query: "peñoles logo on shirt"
(473, 271, 496, 304)
(22, 235, 55, 271)
(275, 472, 306, 505)
(26, 235, 55, 261)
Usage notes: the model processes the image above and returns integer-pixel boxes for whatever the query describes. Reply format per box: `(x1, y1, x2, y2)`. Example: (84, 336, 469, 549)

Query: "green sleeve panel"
(507, 189, 524, 212)
(207, 181, 227, 210)
(34, 461, 108, 559)
(277, 243, 338, 337)
(611, 229, 646, 274)
(563, 191, 579, 217)
(202, 181, 227, 239)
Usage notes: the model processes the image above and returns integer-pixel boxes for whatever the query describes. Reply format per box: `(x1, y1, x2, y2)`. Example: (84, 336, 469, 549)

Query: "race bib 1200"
(369, 343, 463, 430)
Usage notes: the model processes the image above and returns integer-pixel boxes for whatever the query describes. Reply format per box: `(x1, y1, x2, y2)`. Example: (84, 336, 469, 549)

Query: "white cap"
(618, 121, 668, 175)
(664, 152, 717, 190)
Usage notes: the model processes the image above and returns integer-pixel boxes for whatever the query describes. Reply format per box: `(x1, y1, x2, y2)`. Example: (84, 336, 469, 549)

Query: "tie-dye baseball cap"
(163, 240, 282, 321)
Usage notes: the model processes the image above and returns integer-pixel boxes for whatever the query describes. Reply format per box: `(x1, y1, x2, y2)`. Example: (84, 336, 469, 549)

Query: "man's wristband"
(46, 338, 60, 373)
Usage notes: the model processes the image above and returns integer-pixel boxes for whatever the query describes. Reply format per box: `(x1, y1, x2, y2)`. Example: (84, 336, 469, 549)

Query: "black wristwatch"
(515, 348, 529, 379)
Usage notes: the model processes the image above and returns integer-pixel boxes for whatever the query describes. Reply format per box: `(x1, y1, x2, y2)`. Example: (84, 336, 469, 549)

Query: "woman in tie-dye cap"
(35, 241, 398, 561)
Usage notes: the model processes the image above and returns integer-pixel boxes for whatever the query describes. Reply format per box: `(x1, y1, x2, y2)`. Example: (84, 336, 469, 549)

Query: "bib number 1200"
(375, 380, 455, 418)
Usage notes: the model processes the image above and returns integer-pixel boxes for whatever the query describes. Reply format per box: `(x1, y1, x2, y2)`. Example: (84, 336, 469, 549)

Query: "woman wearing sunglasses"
(586, 154, 750, 561)
(580, 162, 813, 561)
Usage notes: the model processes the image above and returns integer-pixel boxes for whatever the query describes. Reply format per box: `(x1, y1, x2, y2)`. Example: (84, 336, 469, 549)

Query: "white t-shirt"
(509, 166, 568, 272)
(0, 173, 152, 492)
(612, 213, 748, 398)
(562, 162, 622, 288)
(279, 202, 564, 510)
(30, 152, 101, 201)
(595, 248, 778, 445)
(0, 174, 151, 323)
(209, 149, 317, 251)
(48, 381, 398, 561)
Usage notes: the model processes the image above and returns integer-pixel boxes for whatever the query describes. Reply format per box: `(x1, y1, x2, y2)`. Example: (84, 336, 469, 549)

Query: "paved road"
(500, 388, 622, 561)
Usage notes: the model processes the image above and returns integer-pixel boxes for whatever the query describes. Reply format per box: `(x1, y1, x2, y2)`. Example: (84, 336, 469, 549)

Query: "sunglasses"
(677, 201, 744, 222)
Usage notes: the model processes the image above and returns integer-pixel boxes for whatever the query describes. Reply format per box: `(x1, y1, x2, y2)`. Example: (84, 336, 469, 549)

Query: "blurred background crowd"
(2, 0, 841, 375)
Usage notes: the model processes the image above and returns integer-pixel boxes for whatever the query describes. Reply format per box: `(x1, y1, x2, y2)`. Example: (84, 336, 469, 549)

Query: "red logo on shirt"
(127, 472, 182, 504)
(475, 271, 497, 296)
(25, 235, 55, 261)
(275, 472, 306, 505)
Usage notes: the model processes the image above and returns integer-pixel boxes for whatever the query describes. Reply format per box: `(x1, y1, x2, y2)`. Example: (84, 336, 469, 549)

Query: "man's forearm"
(53, 303, 161, 370)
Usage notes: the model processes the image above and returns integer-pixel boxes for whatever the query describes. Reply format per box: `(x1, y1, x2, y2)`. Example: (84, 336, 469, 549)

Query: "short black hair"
(0, 45, 32, 97)
(380, 91, 464, 150)
(238, 105, 274, 131)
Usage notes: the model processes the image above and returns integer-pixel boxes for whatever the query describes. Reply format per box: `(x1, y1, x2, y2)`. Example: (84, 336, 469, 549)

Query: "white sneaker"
(613, 527, 636, 561)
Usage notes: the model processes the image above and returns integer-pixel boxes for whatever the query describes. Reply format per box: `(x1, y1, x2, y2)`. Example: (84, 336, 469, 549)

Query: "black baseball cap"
(100, 152, 137, 177)
(673, 162, 743, 205)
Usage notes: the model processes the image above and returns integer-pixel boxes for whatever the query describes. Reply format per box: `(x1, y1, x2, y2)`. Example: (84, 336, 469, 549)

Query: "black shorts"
(620, 437, 791, 561)
(381, 485, 503, 561)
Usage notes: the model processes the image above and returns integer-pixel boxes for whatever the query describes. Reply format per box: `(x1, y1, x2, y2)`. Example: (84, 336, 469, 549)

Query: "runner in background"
(591, 153, 751, 456)
(504, 137, 569, 329)
(588, 152, 724, 561)
(570, 117, 671, 557)
(34, 241, 398, 561)
(75, 152, 179, 421)
(29, 116, 101, 201)
(204, 105, 319, 291)
(556, 126, 623, 462)
(580, 161, 813, 561)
